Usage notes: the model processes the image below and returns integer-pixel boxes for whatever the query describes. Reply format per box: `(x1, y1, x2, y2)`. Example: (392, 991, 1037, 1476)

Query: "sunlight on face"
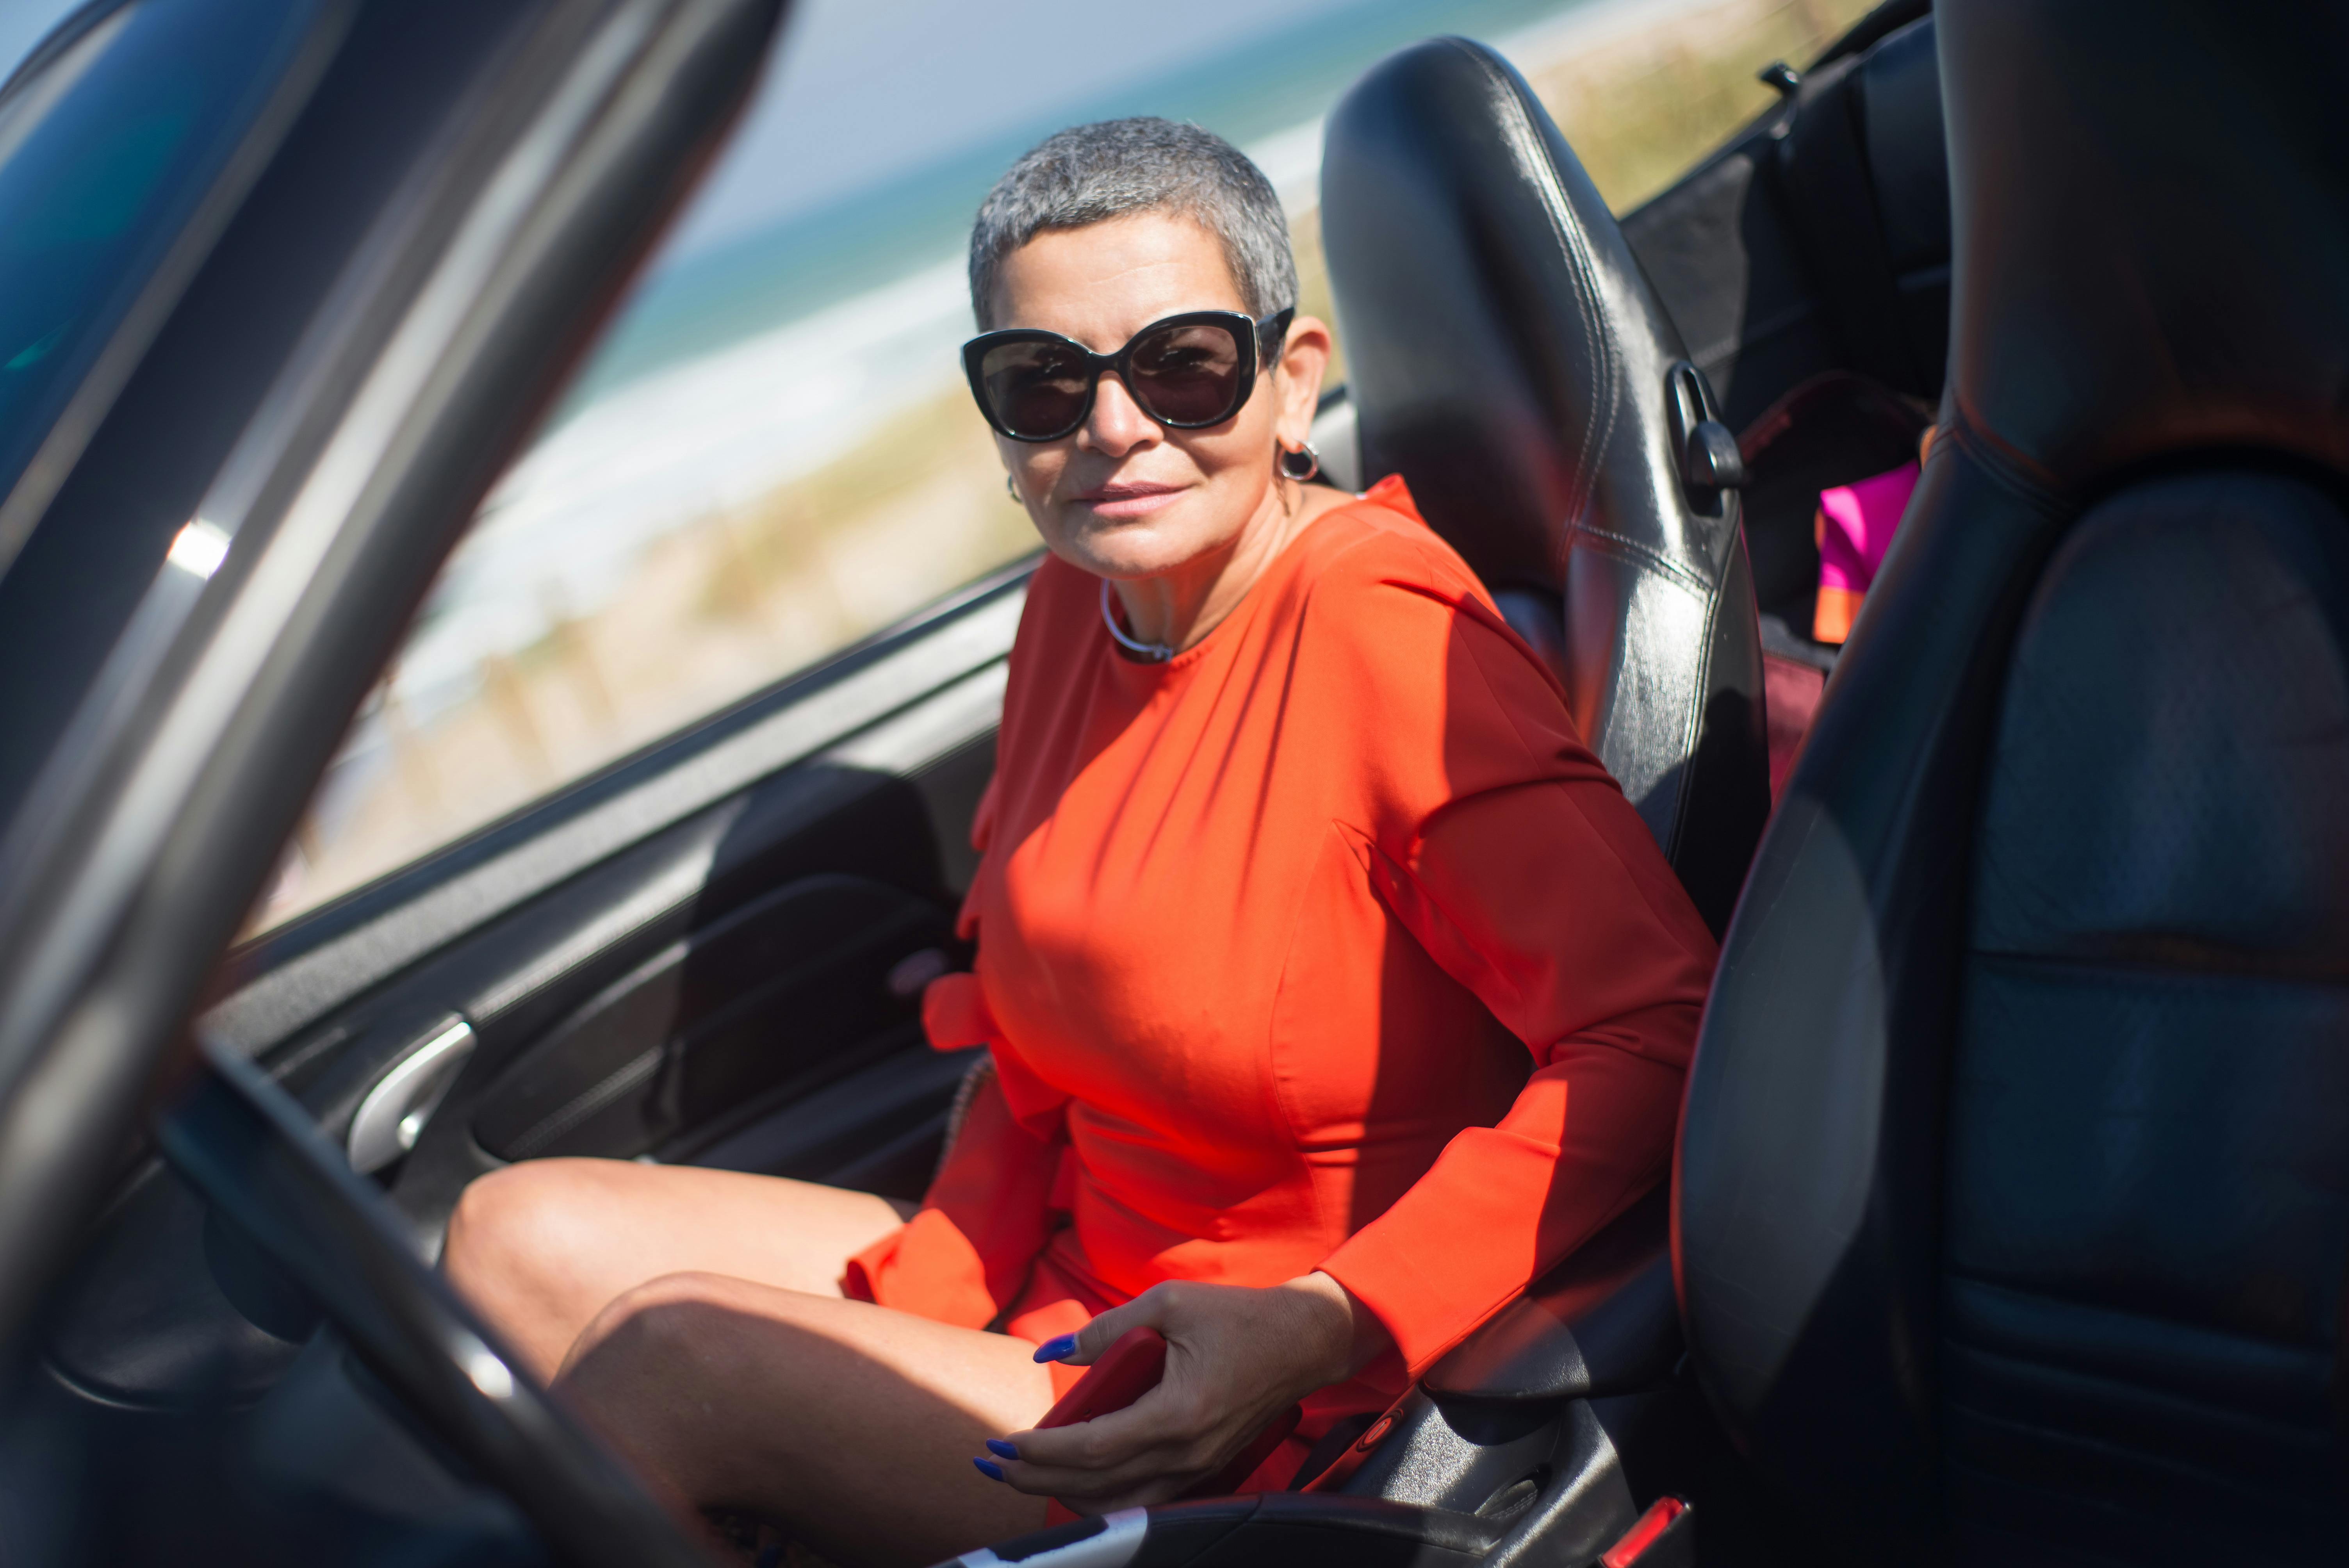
(987, 211, 1315, 583)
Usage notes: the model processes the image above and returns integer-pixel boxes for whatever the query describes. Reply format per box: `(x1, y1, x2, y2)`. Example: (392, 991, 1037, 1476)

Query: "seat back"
(1675, 2, 2349, 1560)
(1320, 39, 1770, 935)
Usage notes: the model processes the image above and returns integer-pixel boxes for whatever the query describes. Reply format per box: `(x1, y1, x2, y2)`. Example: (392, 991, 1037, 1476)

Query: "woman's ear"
(1273, 314, 1333, 444)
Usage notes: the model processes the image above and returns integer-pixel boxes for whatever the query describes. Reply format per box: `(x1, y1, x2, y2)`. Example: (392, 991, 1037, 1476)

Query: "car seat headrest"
(1944, 0, 2349, 485)
(1321, 37, 1739, 602)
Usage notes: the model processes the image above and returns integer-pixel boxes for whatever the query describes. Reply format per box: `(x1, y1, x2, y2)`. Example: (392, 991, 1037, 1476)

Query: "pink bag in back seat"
(1813, 460, 1920, 644)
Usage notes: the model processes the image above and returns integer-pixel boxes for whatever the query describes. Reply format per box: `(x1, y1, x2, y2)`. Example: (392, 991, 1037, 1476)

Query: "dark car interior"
(2, 0, 2343, 1563)
(1679, 2, 2349, 1559)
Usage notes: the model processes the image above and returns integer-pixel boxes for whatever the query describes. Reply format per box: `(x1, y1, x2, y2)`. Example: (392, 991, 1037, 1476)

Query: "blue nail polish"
(986, 1439, 1019, 1460)
(973, 1457, 1005, 1482)
(1033, 1333, 1078, 1363)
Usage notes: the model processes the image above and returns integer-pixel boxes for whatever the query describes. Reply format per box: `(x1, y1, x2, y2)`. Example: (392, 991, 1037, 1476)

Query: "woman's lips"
(1074, 482, 1184, 519)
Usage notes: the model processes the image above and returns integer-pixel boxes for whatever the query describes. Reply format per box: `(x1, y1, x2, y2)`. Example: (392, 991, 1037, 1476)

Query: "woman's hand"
(978, 1272, 1391, 1512)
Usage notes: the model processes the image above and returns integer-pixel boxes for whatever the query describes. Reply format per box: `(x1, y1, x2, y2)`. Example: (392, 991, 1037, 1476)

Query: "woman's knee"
(542, 1272, 741, 1497)
(579, 1264, 714, 1327)
(557, 1270, 770, 1397)
(443, 1158, 613, 1292)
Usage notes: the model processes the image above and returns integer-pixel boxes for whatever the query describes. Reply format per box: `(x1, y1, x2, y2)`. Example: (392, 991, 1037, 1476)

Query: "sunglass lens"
(981, 339, 1091, 438)
(1127, 321, 1244, 426)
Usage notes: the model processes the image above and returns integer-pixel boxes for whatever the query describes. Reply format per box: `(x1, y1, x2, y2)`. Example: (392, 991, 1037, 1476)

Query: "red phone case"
(1035, 1326, 1304, 1526)
(1036, 1326, 1167, 1430)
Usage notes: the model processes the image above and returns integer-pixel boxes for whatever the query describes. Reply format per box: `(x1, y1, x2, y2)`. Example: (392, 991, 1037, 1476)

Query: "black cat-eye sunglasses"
(962, 306, 1294, 442)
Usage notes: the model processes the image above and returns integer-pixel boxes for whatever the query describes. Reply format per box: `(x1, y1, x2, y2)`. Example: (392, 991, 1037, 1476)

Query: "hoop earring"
(1005, 472, 1021, 503)
(1278, 442, 1321, 483)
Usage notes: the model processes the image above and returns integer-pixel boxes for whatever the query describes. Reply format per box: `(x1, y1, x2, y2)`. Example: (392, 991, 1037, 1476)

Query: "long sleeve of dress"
(1306, 543, 1719, 1377)
(840, 973, 1068, 1326)
(841, 766, 1074, 1326)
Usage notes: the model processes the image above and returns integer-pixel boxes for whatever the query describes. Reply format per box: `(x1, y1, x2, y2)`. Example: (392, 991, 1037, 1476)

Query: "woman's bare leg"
(442, 1158, 914, 1379)
(556, 1272, 1054, 1568)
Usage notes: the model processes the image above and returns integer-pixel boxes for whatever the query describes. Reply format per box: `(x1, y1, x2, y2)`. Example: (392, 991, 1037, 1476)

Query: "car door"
(210, 549, 1016, 1233)
(0, 0, 902, 1558)
(40, 559, 1022, 1562)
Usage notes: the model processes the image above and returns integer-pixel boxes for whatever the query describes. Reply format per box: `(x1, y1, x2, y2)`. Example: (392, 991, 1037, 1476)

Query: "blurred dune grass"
(257, 0, 1879, 930)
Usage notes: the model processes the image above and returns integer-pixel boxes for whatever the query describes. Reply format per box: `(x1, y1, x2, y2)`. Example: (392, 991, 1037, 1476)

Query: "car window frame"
(0, 0, 786, 1357)
(0, 0, 351, 590)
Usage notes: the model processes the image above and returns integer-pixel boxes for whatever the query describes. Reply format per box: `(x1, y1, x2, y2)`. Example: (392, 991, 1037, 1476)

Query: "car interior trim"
(1422, 1185, 1676, 1405)
(952, 1506, 1146, 1568)
(824, 656, 1010, 779)
(344, 1014, 475, 1174)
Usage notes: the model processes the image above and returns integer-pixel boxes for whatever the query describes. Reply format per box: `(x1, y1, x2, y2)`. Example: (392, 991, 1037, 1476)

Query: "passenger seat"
(1321, 37, 1772, 935)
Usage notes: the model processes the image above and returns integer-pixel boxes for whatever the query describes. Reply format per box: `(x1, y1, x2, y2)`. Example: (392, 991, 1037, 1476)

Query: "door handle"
(348, 1016, 477, 1174)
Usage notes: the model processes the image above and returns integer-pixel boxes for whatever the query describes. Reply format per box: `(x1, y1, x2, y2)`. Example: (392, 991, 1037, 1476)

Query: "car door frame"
(0, 0, 788, 1358)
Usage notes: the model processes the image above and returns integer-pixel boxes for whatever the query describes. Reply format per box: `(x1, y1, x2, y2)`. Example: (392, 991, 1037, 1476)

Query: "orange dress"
(845, 477, 1716, 1479)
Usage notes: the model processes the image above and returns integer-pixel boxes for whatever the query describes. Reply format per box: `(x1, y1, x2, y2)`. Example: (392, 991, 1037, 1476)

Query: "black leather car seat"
(1676, 1, 2349, 1561)
(1320, 38, 1772, 935)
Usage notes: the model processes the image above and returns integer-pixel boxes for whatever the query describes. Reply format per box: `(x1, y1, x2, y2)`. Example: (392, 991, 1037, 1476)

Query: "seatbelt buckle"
(1599, 1496, 1692, 1567)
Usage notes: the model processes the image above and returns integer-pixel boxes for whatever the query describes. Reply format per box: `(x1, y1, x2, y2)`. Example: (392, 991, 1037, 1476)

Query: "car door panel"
(44, 1161, 307, 1409)
(469, 873, 950, 1164)
(39, 563, 1019, 1435)
(287, 602, 1020, 1234)
(679, 1038, 982, 1192)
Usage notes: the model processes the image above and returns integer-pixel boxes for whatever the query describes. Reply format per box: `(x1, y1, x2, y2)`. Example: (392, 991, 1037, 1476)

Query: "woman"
(443, 117, 1716, 1566)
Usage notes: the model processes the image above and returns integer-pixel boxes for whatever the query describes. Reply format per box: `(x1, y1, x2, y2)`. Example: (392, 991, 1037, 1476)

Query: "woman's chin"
(1055, 513, 1222, 583)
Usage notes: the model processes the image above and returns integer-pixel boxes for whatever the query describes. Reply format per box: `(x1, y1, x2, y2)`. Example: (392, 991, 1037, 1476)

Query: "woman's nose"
(1081, 371, 1160, 455)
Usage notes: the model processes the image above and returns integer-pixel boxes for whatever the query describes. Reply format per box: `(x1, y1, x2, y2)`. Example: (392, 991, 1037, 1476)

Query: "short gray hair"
(968, 118, 1298, 331)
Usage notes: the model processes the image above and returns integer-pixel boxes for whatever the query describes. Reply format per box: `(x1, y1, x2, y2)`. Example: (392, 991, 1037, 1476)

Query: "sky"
(669, 0, 1367, 257)
(2, 0, 1371, 257)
